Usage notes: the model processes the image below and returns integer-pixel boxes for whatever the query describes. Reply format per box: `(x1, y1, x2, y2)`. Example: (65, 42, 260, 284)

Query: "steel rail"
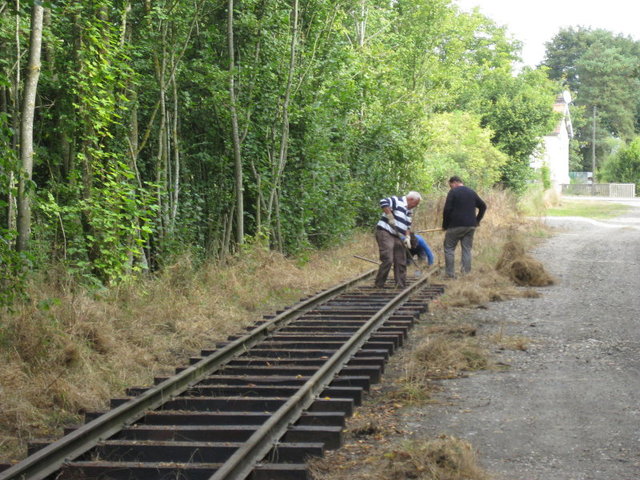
(0, 268, 377, 480)
(210, 269, 435, 480)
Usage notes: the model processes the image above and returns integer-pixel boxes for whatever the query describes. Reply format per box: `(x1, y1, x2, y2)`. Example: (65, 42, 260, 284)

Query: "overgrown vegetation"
(0, 237, 378, 461)
(0, 0, 560, 300)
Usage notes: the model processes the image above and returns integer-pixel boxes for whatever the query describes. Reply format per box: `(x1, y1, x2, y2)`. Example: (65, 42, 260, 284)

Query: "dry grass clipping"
(408, 334, 489, 380)
(439, 268, 540, 309)
(386, 323, 486, 405)
(382, 436, 491, 480)
(496, 234, 554, 287)
(310, 434, 490, 480)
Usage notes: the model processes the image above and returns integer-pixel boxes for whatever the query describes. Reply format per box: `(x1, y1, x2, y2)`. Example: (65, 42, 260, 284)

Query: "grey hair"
(406, 191, 422, 201)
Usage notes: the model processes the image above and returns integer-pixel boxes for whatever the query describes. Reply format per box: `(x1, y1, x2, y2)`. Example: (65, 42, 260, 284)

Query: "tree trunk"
(228, 0, 244, 245)
(7, 0, 21, 233)
(356, 0, 367, 48)
(267, 0, 299, 250)
(170, 59, 180, 230)
(16, 3, 43, 252)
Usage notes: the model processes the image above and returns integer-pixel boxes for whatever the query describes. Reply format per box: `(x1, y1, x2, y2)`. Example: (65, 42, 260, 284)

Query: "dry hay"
(382, 436, 491, 480)
(423, 324, 477, 338)
(407, 335, 489, 380)
(496, 235, 554, 287)
(439, 268, 539, 309)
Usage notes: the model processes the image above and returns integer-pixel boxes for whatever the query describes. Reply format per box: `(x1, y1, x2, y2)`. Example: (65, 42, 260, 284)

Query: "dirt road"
(402, 198, 640, 479)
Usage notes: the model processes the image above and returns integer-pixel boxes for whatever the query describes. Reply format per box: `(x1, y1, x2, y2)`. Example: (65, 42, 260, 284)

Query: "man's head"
(448, 176, 463, 188)
(406, 191, 422, 209)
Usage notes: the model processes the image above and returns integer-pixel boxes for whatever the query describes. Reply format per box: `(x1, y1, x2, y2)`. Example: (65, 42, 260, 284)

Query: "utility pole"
(591, 106, 596, 195)
(592, 107, 596, 175)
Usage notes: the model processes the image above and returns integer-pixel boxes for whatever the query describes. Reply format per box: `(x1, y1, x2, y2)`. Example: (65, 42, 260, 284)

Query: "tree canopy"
(543, 27, 640, 173)
(0, 0, 560, 300)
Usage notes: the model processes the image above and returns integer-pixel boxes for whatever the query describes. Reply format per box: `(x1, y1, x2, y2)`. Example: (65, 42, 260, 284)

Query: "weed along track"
(0, 269, 443, 480)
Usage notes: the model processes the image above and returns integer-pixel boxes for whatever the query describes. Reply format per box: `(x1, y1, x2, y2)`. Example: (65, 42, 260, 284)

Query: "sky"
(454, 0, 640, 67)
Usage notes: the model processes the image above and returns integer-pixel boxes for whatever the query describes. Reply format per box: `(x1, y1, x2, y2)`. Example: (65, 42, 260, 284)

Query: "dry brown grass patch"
(408, 335, 489, 380)
(439, 268, 540, 309)
(496, 233, 554, 287)
(490, 333, 530, 351)
(382, 436, 491, 480)
(0, 232, 382, 462)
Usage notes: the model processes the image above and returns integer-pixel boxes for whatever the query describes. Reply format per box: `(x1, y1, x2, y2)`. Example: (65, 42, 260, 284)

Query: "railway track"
(0, 268, 444, 480)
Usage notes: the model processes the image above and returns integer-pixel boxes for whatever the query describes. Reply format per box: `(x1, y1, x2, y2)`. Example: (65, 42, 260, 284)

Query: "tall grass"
(0, 236, 378, 461)
(0, 187, 551, 462)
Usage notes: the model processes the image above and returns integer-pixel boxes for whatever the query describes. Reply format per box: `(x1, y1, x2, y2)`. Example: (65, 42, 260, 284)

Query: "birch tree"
(16, 1, 43, 252)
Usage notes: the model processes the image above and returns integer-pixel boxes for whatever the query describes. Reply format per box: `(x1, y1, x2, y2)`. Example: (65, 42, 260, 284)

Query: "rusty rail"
(0, 267, 444, 480)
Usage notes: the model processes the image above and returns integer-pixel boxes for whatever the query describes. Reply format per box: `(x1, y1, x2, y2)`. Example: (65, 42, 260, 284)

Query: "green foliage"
(0, 230, 28, 308)
(576, 41, 640, 140)
(37, 162, 156, 285)
(544, 27, 640, 171)
(0, 0, 570, 301)
(420, 112, 508, 189)
(600, 137, 640, 191)
(540, 164, 551, 190)
(471, 68, 559, 192)
(0, 113, 28, 307)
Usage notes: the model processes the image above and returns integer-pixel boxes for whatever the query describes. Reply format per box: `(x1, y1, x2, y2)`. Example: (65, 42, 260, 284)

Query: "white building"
(530, 91, 573, 191)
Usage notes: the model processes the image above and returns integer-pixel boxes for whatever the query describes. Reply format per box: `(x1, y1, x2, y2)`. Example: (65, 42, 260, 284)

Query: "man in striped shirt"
(374, 191, 422, 288)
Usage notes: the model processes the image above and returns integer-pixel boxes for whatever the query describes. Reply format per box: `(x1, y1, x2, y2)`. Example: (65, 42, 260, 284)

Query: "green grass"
(547, 200, 631, 219)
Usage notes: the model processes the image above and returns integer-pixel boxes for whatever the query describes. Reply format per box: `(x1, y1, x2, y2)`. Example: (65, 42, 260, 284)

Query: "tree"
(227, 0, 243, 245)
(472, 68, 559, 192)
(16, 1, 43, 252)
(419, 111, 508, 189)
(543, 27, 640, 171)
(600, 137, 640, 191)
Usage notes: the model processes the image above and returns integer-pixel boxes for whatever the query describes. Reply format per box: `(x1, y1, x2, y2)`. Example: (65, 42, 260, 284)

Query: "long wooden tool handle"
(353, 255, 381, 265)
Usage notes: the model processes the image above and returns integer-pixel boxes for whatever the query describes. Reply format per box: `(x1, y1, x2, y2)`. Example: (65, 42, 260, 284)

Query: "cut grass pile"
(381, 436, 491, 480)
(495, 232, 555, 287)
(408, 328, 488, 380)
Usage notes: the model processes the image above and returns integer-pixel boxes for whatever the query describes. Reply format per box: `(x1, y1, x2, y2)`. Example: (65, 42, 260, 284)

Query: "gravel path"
(401, 198, 640, 480)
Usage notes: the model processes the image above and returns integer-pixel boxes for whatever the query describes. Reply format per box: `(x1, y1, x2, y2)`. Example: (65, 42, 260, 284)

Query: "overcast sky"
(454, 0, 640, 67)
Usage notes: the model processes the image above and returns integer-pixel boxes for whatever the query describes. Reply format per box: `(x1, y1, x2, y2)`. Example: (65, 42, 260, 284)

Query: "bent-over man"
(409, 233, 435, 266)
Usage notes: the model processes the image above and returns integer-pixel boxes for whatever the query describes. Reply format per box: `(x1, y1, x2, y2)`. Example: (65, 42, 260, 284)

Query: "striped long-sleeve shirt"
(376, 195, 413, 236)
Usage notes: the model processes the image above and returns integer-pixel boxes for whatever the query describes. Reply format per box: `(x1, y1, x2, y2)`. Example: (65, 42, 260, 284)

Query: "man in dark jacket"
(442, 176, 487, 278)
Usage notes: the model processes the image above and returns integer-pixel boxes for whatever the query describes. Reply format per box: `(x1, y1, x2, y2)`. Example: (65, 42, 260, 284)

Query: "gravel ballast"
(401, 199, 640, 480)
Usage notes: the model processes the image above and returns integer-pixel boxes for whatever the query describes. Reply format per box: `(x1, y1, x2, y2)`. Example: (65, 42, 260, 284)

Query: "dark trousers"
(374, 228, 407, 288)
(444, 226, 476, 278)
